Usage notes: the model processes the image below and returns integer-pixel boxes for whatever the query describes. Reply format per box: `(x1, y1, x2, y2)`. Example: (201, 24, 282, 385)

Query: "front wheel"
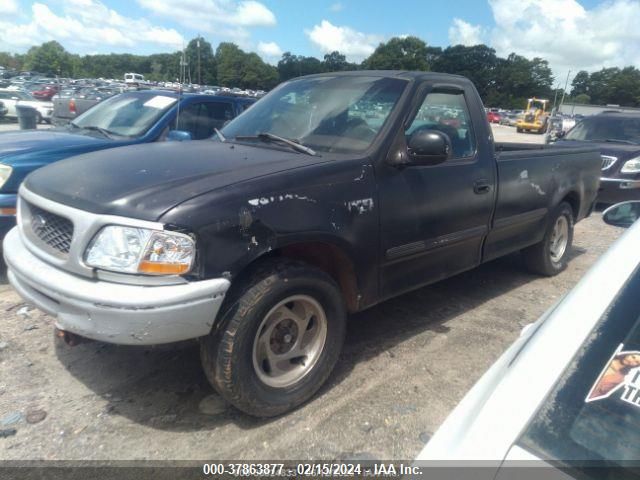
(522, 202, 574, 276)
(200, 260, 346, 417)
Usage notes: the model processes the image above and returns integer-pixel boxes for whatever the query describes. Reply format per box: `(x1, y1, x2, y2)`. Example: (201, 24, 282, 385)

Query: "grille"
(601, 155, 617, 171)
(524, 114, 535, 122)
(28, 203, 74, 254)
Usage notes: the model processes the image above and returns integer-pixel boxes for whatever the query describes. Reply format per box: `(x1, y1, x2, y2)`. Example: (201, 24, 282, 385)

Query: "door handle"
(473, 180, 491, 194)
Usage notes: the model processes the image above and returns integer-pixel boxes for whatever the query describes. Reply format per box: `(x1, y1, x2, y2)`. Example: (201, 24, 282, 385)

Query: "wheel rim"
(252, 295, 328, 388)
(549, 215, 569, 263)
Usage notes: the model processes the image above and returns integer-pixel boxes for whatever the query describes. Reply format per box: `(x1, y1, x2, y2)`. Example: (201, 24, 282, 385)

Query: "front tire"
(522, 202, 574, 276)
(200, 259, 346, 417)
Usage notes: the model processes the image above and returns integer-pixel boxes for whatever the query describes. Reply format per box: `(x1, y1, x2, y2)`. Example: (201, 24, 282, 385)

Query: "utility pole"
(197, 36, 201, 85)
(559, 70, 571, 115)
(552, 83, 560, 114)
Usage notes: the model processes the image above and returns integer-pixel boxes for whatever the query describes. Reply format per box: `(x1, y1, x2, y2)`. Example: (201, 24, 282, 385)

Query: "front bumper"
(597, 177, 640, 204)
(3, 227, 230, 345)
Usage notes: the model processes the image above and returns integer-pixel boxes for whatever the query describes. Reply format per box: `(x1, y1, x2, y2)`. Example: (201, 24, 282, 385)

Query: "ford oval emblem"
(33, 214, 47, 229)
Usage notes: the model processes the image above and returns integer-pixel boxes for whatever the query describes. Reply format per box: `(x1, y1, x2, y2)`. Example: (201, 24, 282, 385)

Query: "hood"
(0, 129, 110, 161)
(24, 140, 330, 221)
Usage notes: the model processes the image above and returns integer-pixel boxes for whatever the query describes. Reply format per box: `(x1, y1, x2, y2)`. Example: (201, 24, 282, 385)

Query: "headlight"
(85, 226, 195, 275)
(0, 164, 12, 189)
(621, 157, 640, 174)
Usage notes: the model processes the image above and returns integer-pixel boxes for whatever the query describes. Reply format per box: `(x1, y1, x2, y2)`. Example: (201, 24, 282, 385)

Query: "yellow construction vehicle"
(516, 98, 549, 134)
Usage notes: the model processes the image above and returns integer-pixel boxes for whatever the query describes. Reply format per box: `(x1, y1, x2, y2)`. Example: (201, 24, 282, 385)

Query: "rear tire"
(522, 202, 574, 276)
(200, 259, 346, 417)
(516, 127, 523, 133)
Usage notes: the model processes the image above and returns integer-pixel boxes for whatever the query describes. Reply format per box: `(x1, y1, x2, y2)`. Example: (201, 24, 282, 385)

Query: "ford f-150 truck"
(4, 71, 601, 417)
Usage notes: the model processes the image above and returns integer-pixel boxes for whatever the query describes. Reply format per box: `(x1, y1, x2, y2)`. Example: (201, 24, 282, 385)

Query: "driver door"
(377, 86, 495, 299)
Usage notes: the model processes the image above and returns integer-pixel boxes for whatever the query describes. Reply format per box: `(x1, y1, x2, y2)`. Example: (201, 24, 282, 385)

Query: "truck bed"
(484, 143, 602, 261)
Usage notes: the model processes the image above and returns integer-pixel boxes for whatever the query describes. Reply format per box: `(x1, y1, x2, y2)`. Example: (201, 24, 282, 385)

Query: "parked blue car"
(0, 90, 255, 240)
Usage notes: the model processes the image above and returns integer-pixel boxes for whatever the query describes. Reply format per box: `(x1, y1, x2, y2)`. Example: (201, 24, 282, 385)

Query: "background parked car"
(0, 90, 255, 240)
(487, 111, 501, 123)
(555, 112, 640, 204)
(0, 89, 53, 123)
(499, 112, 520, 126)
(418, 201, 640, 478)
(30, 84, 59, 101)
(51, 86, 123, 126)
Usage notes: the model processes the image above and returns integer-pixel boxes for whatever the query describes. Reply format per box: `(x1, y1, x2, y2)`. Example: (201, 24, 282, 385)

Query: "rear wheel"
(36, 112, 43, 124)
(516, 127, 523, 133)
(522, 202, 574, 276)
(200, 259, 346, 417)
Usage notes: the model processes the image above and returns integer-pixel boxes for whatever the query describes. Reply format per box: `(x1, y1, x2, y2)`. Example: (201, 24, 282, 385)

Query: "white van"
(124, 73, 145, 85)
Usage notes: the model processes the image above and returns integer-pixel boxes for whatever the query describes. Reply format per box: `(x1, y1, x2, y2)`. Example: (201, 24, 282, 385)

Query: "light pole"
(559, 69, 571, 114)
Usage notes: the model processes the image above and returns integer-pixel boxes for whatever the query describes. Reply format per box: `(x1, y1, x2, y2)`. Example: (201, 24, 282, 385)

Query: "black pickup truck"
(4, 71, 601, 417)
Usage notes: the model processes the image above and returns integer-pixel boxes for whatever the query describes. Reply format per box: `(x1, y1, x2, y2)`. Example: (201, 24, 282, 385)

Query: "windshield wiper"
(235, 132, 317, 156)
(72, 124, 117, 139)
(82, 125, 116, 139)
(603, 138, 639, 145)
(214, 128, 226, 142)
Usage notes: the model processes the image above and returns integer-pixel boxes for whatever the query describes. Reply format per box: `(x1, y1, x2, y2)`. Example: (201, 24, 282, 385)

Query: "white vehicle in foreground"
(418, 201, 640, 479)
(0, 89, 53, 123)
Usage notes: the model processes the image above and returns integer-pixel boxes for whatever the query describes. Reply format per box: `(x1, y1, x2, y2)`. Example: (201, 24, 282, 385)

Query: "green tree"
(0, 52, 24, 71)
(589, 68, 620, 105)
(432, 45, 498, 99)
(362, 36, 432, 71)
(216, 43, 279, 89)
(488, 53, 554, 108)
(572, 93, 591, 104)
(241, 52, 278, 89)
(23, 41, 73, 76)
(608, 67, 640, 106)
(277, 52, 323, 81)
(322, 51, 355, 72)
(216, 42, 245, 86)
(570, 70, 590, 97)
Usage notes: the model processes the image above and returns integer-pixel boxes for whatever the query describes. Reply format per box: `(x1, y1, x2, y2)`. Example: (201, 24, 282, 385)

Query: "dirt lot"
(0, 124, 620, 462)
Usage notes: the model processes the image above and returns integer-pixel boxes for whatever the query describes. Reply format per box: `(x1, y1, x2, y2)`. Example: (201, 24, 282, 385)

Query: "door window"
(406, 91, 476, 159)
(175, 101, 234, 140)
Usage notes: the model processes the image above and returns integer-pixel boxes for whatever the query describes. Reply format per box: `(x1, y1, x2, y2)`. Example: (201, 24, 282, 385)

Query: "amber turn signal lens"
(0, 208, 17, 215)
(138, 261, 190, 275)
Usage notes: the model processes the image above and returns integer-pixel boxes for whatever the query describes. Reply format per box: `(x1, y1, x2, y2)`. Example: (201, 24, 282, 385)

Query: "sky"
(1, 0, 639, 85)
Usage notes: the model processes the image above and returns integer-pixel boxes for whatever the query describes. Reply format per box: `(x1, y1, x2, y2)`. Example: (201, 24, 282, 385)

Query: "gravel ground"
(0, 122, 617, 462)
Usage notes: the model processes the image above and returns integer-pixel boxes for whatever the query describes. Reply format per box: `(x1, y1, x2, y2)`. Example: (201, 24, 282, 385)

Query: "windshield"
(222, 75, 407, 154)
(72, 92, 177, 138)
(519, 265, 640, 476)
(565, 116, 640, 144)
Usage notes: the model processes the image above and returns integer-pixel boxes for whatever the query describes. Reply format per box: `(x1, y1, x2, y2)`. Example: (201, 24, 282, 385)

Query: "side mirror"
(603, 201, 640, 228)
(167, 130, 192, 142)
(406, 130, 452, 166)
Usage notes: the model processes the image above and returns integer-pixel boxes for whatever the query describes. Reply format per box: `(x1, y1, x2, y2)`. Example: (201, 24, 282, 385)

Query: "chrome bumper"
(3, 227, 230, 345)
